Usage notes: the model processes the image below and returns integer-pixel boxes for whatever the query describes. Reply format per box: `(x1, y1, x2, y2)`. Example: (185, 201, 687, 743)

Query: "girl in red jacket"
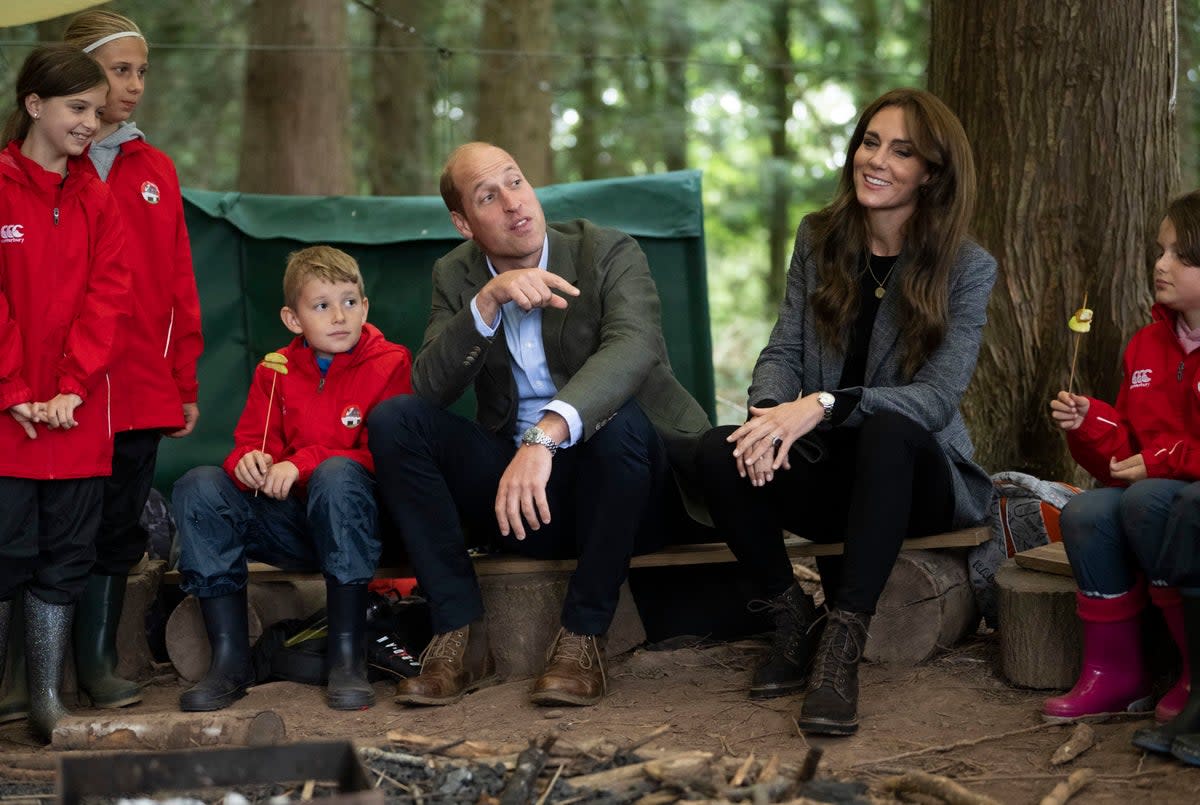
(61, 10, 203, 711)
(0, 46, 130, 742)
(1045, 191, 1200, 728)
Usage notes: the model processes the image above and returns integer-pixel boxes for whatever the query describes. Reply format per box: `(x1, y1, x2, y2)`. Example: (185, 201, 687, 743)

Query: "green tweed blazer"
(412, 219, 711, 471)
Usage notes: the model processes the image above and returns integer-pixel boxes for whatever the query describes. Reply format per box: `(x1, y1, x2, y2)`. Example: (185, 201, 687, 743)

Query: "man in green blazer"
(369, 143, 710, 708)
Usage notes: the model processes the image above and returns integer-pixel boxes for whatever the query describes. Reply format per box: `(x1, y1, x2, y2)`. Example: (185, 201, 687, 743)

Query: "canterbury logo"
(1130, 368, 1152, 389)
(0, 224, 23, 243)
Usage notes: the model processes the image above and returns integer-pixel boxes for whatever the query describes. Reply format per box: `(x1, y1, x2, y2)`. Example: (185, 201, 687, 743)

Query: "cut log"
(116, 558, 166, 680)
(165, 595, 264, 683)
(479, 574, 645, 678)
(865, 549, 977, 665)
(51, 709, 285, 750)
(996, 560, 1081, 689)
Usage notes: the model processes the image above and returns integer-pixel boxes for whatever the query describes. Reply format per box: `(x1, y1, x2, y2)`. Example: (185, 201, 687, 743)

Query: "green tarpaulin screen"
(156, 170, 714, 492)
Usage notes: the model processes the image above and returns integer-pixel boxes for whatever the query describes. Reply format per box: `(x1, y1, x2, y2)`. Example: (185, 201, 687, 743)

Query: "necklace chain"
(866, 257, 897, 299)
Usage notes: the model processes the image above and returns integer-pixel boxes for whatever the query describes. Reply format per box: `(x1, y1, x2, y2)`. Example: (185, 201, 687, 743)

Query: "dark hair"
(2, 45, 107, 145)
(1166, 190, 1200, 267)
(808, 88, 977, 380)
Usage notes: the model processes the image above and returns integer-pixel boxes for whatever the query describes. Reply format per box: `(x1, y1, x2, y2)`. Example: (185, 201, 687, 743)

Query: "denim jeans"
(1059, 478, 1188, 596)
(173, 457, 381, 597)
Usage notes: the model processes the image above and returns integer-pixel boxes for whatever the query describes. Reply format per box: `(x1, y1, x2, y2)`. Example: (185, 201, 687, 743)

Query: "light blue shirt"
(469, 236, 583, 447)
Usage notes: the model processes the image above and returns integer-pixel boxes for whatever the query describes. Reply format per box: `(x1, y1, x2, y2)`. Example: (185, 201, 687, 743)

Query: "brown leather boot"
(394, 620, 498, 705)
(530, 627, 607, 706)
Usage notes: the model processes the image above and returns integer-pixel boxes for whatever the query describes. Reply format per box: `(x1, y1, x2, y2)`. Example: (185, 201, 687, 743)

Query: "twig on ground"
(798, 746, 823, 783)
(359, 745, 435, 768)
(881, 770, 1003, 805)
(534, 762, 566, 805)
(619, 723, 671, 754)
(853, 721, 1063, 767)
(1039, 768, 1097, 805)
(1050, 723, 1096, 766)
(758, 753, 780, 785)
(730, 752, 756, 787)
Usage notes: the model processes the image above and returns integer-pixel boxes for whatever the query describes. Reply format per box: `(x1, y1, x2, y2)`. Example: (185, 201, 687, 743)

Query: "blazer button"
(469, 346, 481, 357)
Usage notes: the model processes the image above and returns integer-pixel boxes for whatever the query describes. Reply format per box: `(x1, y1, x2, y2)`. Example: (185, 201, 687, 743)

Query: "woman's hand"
(727, 394, 825, 486)
(1049, 391, 1089, 431)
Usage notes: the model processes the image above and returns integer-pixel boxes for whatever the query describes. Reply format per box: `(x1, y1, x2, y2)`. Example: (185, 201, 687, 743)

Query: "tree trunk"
(765, 0, 794, 308)
(370, 0, 432, 196)
(929, 1, 1179, 481)
(661, 16, 691, 172)
(476, 0, 554, 186)
(238, 0, 351, 194)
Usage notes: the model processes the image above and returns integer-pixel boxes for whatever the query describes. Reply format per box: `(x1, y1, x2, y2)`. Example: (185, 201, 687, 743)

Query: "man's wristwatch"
(520, 425, 559, 456)
(817, 391, 836, 422)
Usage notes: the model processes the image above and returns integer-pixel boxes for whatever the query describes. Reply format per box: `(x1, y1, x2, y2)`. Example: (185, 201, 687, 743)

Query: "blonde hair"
(283, 246, 366, 308)
(63, 10, 145, 52)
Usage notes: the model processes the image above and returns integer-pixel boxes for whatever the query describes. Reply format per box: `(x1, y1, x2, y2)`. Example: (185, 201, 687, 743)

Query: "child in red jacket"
(173, 246, 412, 712)
(0, 46, 130, 741)
(1044, 190, 1200, 725)
(52, 8, 203, 714)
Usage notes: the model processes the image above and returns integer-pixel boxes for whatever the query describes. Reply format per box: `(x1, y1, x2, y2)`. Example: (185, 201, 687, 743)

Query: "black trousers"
(368, 395, 670, 636)
(695, 410, 956, 614)
(0, 476, 104, 603)
(94, 429, 162, 576)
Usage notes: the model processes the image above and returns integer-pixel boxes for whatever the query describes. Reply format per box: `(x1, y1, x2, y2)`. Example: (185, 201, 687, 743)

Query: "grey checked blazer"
(748, 216, 998, 527)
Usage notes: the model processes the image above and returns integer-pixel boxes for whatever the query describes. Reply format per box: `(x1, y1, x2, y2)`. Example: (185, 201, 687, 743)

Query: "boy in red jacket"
(173, 246, 412, 713)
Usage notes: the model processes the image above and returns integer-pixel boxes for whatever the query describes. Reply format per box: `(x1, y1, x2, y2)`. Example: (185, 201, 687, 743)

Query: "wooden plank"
(161, 526, 991, 584)
(1013, 541, 1074, 578)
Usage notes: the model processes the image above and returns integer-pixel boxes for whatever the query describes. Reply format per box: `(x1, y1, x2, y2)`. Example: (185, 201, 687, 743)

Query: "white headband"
(82, 31, 144, 54)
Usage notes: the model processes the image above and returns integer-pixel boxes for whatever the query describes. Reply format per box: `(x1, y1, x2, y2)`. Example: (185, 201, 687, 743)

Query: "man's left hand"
(495, 445, 553, 540)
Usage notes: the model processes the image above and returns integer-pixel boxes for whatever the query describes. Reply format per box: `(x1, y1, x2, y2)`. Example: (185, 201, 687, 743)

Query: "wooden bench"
(162, 527, 988, 583)
(159, 527, 988, 680)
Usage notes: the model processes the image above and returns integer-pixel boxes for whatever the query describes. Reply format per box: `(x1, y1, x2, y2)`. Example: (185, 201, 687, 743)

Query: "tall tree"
(476, 0, 554, 186)
(930, 0, 1179, 480)
(763, 0, 794, 307)
(238, 0, 351, 194)
(370, 0, 433, 195)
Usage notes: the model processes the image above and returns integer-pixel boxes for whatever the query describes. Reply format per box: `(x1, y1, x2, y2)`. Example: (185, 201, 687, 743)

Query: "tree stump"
(864, 549, 978, 665)
(996, 559, 1081, 689)
(479, 573, 645, 678)
(115, 558, 166, 681)
(246, 580, 325, 630)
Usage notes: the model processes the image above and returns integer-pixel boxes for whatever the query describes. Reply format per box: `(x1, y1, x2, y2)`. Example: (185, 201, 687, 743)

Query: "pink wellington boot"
(1149, 585, 1191, 722)
(1042, 588, 1154, 721)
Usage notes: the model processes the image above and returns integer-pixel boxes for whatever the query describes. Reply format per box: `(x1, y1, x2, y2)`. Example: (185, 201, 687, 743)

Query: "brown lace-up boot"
(530, 627, 607, 706)
(394, 619, 498, 705)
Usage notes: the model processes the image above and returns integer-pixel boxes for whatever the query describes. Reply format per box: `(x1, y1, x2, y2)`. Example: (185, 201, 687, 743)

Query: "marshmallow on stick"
(254, 352, 288, 496)
(1067, 294, 1092, 394)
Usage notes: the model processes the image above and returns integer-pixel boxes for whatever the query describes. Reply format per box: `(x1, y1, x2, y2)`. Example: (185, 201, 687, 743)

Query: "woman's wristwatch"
(817, 391, 836, 421)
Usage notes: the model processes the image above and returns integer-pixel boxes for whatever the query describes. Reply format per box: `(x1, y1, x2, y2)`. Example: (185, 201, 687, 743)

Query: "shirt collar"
(484, 235, 550, 278)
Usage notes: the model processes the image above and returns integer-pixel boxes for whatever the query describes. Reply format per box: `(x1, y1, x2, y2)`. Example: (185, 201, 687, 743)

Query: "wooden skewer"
(254, 373, 278, 497)
(1067, 291, 1088, 395)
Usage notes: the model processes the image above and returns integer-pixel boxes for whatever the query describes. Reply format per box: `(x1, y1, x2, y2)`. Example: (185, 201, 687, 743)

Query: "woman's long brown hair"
(808, 88, 977, 380)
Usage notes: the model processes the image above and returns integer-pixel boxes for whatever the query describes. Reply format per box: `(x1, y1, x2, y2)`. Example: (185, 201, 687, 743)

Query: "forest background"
(1, 0, 1196, 482)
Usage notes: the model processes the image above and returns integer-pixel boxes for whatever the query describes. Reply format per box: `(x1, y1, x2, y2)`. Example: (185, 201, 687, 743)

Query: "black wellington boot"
(24, 590, 74, 742)
(324, 581, 375, 711)
(0, 596, 26, 723)
(748, 583, 822, 699)
(73, 574, 141, 708)
(1135, 595, 1200, 756)
(798, 609, 871, 736)
(179, 589, 255, 712)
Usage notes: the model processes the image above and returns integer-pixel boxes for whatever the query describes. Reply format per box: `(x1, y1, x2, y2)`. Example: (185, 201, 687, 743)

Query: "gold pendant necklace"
(867, 258, 897, 299)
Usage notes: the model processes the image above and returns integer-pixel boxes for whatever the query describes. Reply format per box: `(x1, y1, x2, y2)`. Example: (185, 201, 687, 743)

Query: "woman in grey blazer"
(697, 88, 996, 736)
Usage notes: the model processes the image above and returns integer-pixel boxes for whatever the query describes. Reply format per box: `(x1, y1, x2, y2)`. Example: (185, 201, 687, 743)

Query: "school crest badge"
(341, 405, 363, 428)
(141, 181, 160, 204)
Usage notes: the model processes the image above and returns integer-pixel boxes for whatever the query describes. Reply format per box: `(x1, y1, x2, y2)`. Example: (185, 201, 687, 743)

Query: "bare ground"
(1, 632, 1197, 803)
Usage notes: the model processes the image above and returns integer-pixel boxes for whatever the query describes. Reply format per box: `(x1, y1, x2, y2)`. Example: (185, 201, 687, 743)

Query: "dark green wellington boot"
(25, 590, 75, 742)
(0, 597, 28, 723)
(73, 574, 141, 708)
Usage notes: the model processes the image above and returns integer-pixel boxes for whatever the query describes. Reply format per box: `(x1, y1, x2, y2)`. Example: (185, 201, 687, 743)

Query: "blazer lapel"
(541, 227, 575, 382)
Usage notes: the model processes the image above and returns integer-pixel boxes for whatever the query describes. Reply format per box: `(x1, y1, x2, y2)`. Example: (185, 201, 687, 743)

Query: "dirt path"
(1, 634, 1197, 802)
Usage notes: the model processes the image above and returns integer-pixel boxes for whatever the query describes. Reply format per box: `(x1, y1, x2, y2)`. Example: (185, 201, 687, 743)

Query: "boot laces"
(748, 591, 812, 662)
(809, 610, 867, 699)
(549, 630, 607, 691)
(420, 628, 466, 665)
